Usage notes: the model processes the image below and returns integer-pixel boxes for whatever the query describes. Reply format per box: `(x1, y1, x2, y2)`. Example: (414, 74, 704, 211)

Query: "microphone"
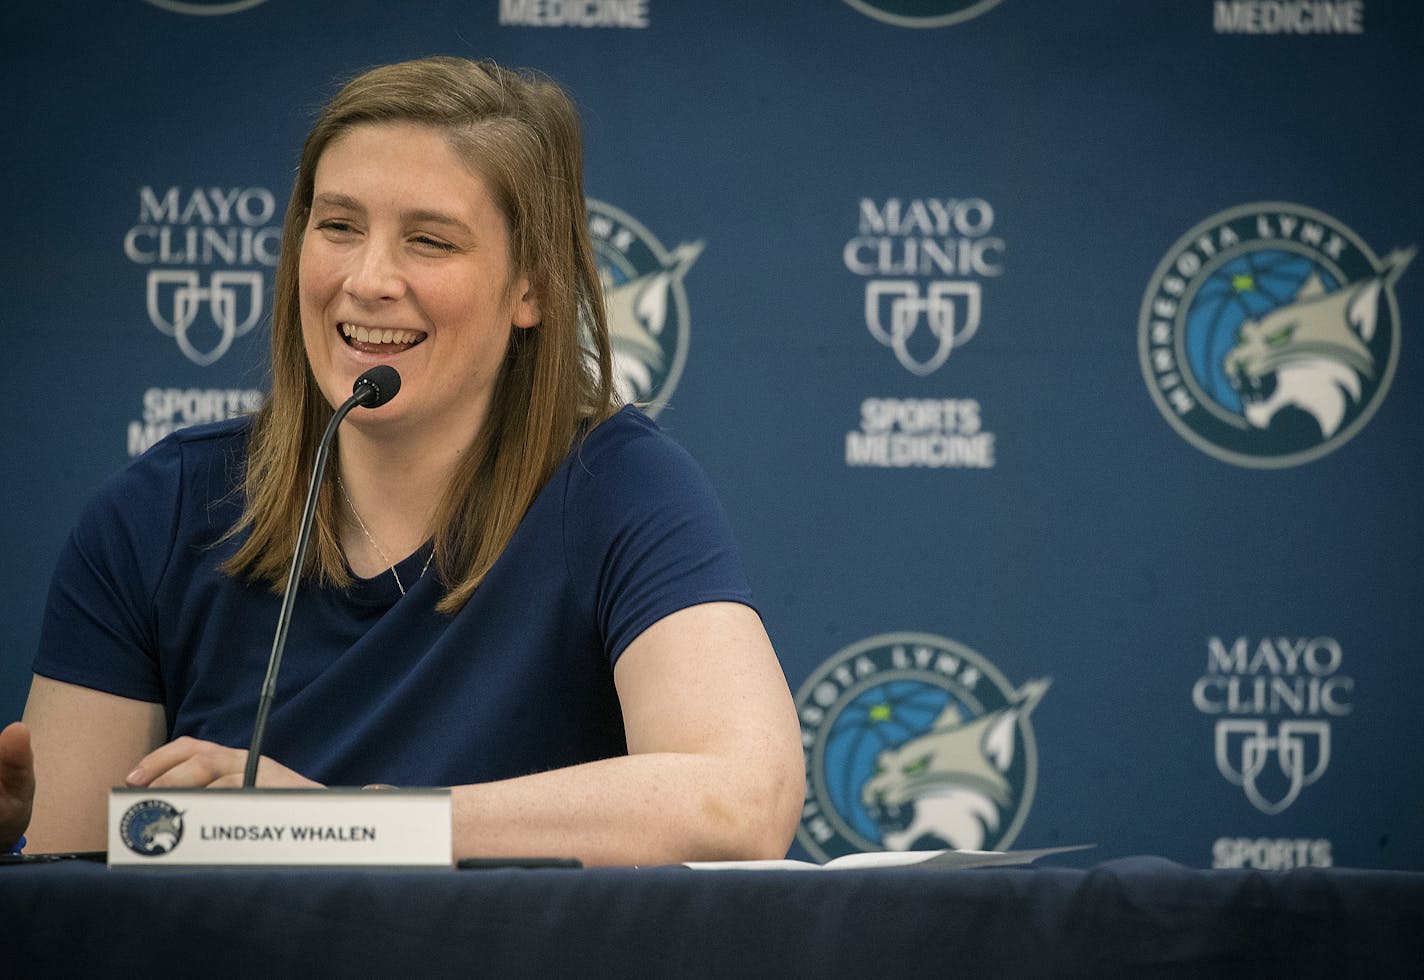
(352, 363, 401, 409)
(242, 366, 401, 787)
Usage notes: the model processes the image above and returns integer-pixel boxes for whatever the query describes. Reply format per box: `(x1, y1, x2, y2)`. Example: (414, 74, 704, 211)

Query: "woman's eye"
(315, 219, 356, 234)
(412, 235, 457, 252)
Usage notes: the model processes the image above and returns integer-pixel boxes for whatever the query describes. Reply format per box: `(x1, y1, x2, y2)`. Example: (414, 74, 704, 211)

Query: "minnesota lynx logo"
(1139, 203, 1413, 467)
(119, 799, 185, 857)
(796, 633, 1047, 861)
(586, 199, 701, 417)
(843, 0, 1006, 28)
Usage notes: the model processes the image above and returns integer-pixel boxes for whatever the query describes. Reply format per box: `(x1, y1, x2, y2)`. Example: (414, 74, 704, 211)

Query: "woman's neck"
(334, 423, 470, 571)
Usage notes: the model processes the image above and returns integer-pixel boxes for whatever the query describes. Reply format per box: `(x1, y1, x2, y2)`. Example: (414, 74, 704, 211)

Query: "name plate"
(107, 787, 452, 868)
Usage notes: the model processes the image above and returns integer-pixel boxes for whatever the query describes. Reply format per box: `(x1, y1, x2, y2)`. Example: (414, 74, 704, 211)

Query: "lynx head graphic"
(120, 799, 185, 856)
(861, 679, 1048, 851)
(142, 812, 183, 851)
(1224, 249, 1414, 438)
(603, 240, 702, 403)
(1141, 204, 1413, 467)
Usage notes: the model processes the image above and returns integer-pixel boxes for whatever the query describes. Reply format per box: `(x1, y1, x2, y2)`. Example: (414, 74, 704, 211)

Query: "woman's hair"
(222, 56, 617, 612)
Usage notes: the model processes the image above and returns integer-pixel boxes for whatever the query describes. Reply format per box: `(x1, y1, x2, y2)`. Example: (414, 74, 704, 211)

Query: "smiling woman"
(295, 120, 543, 575)
(234, 59, 607, 610)
(3, 57, 804, 868)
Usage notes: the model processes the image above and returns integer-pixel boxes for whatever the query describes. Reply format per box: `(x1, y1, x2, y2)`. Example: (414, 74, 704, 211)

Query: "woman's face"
(298, 121, 539, 440)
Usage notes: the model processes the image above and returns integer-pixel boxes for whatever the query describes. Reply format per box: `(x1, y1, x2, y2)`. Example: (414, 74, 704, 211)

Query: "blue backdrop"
(3, 0, 1420, 870)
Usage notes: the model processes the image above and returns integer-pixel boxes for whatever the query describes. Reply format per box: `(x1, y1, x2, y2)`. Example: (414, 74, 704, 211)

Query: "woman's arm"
(447, 601, 805, 866)
(126, 601, 806, 867)
(18, 676, 167, 853)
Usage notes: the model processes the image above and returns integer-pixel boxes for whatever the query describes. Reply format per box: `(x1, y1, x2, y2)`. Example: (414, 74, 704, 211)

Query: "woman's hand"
(126, 736, 322, 790)
(0, 721, 36, 851)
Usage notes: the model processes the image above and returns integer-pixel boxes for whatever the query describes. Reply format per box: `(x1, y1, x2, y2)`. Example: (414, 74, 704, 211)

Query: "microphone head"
(352, 366, 401, 408)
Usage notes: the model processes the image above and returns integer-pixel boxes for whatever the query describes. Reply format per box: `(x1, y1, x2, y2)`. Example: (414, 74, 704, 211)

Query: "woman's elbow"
(708, 743, 806, 861)
(754, 752, 806, 858)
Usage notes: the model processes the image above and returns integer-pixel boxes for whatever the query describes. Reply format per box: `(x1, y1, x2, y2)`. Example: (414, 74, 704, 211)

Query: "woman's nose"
(344, 241, 406, 303)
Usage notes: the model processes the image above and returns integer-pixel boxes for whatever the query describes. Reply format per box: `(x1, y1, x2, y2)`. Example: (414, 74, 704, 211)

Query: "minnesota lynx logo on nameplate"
(795, 633, 1047, 861)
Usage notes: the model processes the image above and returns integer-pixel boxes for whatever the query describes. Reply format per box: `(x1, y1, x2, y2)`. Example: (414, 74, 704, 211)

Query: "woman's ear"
(512, 277, 541, 329)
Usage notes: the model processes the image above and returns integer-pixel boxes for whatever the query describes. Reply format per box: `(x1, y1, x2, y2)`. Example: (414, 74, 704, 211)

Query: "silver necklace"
(336, 475, 433, 597)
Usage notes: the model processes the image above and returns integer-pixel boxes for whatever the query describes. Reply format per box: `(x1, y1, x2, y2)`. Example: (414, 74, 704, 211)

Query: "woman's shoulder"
(90, 417, 252, 519)
(571, 404, 697, 476)
(154, 415, 253, 454)
(560, 404, 728, 523)
(135, 415, 251, 465)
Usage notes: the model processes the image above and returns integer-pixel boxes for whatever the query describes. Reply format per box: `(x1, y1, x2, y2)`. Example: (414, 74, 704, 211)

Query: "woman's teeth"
(342, 323, 424, 345)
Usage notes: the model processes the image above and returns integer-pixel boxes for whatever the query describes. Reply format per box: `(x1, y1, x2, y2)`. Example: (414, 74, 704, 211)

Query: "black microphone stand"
(242, 367, 400, 787)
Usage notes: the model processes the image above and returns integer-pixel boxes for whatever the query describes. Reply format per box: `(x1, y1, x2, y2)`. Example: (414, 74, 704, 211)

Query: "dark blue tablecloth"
(4, 856, 1421, 978)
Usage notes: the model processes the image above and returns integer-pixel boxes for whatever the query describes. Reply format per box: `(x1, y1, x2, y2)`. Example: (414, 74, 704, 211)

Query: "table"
(5, 855, 1421, 978)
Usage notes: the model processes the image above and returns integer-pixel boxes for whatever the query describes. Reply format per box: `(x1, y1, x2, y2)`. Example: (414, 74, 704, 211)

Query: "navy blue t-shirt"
(33, 406, 755, 788)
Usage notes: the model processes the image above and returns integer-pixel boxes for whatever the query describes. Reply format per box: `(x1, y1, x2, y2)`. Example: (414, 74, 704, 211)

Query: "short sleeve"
(31, 440, 187, 702)
(563, 410, 756, 666)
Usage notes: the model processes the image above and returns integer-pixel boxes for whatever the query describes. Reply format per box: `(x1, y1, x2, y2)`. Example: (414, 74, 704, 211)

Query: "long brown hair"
(223, 56, 616, 612)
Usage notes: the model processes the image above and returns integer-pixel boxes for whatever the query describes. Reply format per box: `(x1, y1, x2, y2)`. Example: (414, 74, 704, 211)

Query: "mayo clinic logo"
(1191, 635, 1353, 815)
(146, 271, 264, 367)
(1139, 202, 1412, 467)
(845, 198, 1004, 376)
(1214, 720, 1330, 816)
(587, 199, 701, 417)
(796, 632, 1047, 861)
(843, 0, 1006, 28)
(143, 0, 270, 14)
(119, 799, 185, 857)
(865, 281, 980, 376)
(124, 186, 281, 367)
